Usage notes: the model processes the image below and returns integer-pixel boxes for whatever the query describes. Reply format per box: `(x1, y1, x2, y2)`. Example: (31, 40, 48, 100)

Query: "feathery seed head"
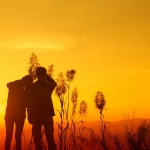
(66, 69, 76, 82)
(79, 101, 88, 116)
(94, 91, 106, 110)
(55, 72, 67, 97)
(71, 87, 78, 116)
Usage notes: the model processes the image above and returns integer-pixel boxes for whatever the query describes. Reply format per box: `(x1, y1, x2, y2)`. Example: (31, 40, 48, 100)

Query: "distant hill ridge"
(0, 118, 150, 149)
(0, 118, 150, 129)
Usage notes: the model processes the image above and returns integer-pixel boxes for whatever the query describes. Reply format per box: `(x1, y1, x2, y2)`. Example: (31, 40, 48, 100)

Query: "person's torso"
(31, 80, 55, 117)
(5, 80, 26, 118)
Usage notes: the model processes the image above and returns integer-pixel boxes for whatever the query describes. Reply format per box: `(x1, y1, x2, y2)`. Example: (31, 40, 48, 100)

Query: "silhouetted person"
(27, 67, 57, 150)
(5, 75, 33, 150)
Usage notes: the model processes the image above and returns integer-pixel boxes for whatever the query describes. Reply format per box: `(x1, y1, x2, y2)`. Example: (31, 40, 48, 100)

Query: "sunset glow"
(0, 0, 150, 149)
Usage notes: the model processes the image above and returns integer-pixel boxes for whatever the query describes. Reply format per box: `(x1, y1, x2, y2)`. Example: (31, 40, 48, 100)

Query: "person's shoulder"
(32, 80, 47, 87)
(42, 80, 50, 87)
(40, 80, 51, 88)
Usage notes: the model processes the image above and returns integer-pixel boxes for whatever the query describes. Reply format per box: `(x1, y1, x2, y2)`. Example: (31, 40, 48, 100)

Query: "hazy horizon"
(1, 117, 150, 149)
(0, 0, 150, 124)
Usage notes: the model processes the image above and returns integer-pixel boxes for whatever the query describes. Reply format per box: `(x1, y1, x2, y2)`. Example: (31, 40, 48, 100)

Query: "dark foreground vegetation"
(10, 53, 150, 150)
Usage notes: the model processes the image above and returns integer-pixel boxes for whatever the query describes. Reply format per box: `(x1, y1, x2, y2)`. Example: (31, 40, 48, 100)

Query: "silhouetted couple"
(5, 67, 57, 150)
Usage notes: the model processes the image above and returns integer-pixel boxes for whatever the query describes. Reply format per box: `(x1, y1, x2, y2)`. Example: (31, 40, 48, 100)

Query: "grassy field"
(1, 118, 150, 150)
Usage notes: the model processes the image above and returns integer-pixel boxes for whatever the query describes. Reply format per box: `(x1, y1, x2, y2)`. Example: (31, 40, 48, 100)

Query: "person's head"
(21, 75, 33, 88)
(36, 67, 47, 79)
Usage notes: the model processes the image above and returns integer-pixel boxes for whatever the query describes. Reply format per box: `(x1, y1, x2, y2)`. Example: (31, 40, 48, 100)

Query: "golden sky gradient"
(0, 0, 150, 124)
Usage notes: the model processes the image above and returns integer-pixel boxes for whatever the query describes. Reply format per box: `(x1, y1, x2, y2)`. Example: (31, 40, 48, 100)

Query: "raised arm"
(45, 74, 57, 90)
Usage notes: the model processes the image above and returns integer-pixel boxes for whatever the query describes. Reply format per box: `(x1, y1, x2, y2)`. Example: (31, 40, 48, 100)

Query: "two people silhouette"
(5, 67, 57, 150)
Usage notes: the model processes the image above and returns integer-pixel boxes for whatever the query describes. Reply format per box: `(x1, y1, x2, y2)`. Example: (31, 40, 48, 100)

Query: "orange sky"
(0, 0, 150, 124)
